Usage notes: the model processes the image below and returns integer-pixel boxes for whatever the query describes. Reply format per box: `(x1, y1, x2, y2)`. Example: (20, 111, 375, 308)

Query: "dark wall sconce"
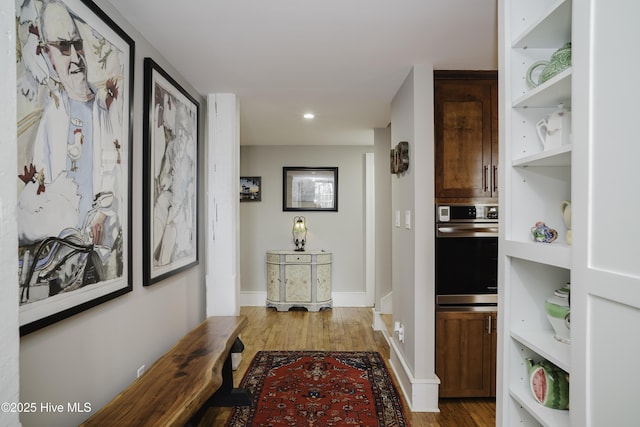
(390, 141, 409, 175)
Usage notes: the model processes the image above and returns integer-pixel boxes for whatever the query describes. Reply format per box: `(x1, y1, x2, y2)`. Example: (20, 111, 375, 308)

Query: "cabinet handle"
(487, 315, 492, 334)
(483, 165, 489, 191)
(493, 165, 498, 192)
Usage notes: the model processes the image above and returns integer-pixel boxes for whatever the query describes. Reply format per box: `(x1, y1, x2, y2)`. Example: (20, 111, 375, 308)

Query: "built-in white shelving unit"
(498, 0, 573, 425)
(500, 0, 640, 425)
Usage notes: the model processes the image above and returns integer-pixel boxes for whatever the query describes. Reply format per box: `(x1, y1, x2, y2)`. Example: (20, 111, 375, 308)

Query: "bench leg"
(209, 338, 252, 407)
(186, 338, 252, 426)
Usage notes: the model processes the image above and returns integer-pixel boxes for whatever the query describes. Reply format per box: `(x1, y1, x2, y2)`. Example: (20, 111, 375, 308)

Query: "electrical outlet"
(393, 322, 405, 343)
(136, 364, 146, 378)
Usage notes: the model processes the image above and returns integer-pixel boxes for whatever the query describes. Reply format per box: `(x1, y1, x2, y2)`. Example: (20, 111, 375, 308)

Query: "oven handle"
(436, 223, 499, 238)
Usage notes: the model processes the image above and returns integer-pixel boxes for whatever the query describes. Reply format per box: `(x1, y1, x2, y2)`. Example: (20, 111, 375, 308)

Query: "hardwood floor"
(200, 307, 495, 426)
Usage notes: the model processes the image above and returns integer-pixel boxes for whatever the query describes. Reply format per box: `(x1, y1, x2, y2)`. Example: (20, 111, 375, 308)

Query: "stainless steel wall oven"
(435, 204, 498, 307)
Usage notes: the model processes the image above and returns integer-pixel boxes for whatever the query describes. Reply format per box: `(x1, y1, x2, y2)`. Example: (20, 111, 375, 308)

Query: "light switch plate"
(395, 210, 401, 227)
(405, 210, 411, 229)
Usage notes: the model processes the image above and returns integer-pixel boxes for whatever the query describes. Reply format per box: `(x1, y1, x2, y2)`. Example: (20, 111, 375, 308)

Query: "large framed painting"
(142, 58, 199, 286)
(15, 0, 134, 335)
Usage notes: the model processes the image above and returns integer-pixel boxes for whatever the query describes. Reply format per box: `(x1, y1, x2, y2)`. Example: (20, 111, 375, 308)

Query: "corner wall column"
(206, 94, 240, 316)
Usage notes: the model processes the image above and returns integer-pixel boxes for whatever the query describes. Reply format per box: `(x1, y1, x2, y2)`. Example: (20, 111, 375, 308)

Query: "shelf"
(513, 144, 572, 167)
(504, 240, 571, 269)
(513, 68, 572, 108)
(511, 329, 570, 372)
(510, 384, 570, 427)
(512, 0, 572, 49)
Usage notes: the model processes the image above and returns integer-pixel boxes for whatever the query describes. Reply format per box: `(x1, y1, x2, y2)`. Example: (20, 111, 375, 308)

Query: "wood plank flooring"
(200, 307, 495, 426)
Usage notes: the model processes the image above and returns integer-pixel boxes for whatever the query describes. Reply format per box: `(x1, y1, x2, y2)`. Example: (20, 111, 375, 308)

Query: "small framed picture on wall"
(240, 176, 262, 202)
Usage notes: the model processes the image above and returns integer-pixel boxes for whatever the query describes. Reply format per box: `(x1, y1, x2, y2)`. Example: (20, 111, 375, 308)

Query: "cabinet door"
(266, 263, 280, 301)
(434, 72, 498, 200)
(316, 263, 331, 302)
(435, 311, 495, 397)
(490, 312, 497, 397)
(284, 264, 311, 302)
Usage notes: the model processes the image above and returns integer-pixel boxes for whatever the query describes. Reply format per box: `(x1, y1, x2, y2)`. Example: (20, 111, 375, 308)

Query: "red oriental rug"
(226, 351, 409, 426)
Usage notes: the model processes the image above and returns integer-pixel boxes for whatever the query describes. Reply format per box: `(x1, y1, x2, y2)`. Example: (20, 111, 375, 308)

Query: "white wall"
(0, 0, 20, 424)
(374, 128, 392, 311)
(239, 145, 373, 305)
(388, 65, 439, 410)
(11, 2, 207, 426)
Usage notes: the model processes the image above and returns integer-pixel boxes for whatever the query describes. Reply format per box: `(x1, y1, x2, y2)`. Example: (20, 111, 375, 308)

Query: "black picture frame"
(283, 167, 338, 212)
(15, 0, 135, 335)
(142, 58, 200, 286)
(240, 176, 262, 202)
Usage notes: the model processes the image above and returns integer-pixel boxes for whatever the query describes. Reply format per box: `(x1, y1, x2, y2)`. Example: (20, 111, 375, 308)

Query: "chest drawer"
(285, 254, 311, 263)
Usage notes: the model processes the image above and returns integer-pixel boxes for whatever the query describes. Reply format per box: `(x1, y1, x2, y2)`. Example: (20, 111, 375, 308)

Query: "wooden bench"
(81, 315, 250, 427)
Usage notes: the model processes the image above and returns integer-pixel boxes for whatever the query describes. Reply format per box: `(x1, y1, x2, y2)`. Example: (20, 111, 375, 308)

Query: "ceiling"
(105, 0, 498, 146)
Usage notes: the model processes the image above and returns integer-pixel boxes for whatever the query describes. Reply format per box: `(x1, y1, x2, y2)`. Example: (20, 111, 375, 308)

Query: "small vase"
(545, 284, 570, 343)
(526, 358, 570, 410)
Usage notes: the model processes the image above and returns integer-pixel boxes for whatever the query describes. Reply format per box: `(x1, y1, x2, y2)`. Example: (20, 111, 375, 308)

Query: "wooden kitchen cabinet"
(434, 71, 498, 202)
(435, 310, 497, 398)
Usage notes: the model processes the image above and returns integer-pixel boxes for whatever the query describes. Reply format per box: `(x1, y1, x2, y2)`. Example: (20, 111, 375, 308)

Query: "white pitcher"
(560, 200, 571, 229)
(536, 104, 571, 151)
(560, 200, 572, 245)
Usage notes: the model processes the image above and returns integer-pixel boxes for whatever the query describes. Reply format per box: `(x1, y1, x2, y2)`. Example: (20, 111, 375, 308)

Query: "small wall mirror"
(283, 167, 338, 211)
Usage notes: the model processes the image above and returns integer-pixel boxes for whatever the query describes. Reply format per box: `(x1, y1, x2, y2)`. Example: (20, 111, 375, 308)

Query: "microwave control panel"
(436, 204, 498, 222)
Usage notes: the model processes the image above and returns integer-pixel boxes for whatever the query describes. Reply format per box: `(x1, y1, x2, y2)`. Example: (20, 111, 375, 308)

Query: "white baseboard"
(332, 292, 371, 307)
(380, 291, 393, 314)
(239, 291, 268, 307)
(231, 352, 242, 370)
(239, 291, 372, 308)
(386, 335, 440, 412)
(372, 309, 385, 331)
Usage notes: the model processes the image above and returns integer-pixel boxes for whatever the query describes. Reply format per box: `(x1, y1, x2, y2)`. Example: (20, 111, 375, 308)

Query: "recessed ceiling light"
(303, 113, 315, 119)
